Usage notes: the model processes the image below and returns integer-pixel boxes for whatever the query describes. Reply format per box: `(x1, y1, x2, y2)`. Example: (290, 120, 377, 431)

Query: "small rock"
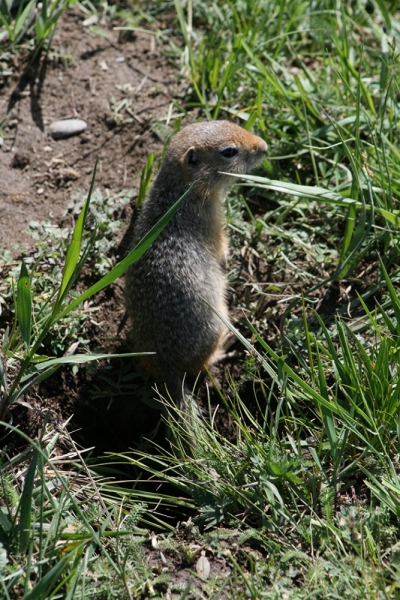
(49, 119, 88, 140)
(150, 534, 158, 549)
(80, 133, 92, 145)
(0, 30, 9, 44)
(83, 14, 98, 27)
(99, 60, 108, 71)
(37, 188, 44, 195)
(11, 193, 26, 203)
(43, 145, 53, 152)
(115, 56, 125, 63)
(196, 551, 210, 579)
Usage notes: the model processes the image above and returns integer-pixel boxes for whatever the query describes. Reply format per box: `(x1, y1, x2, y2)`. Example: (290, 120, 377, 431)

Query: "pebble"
(48, 119, 88, 140)
(83, 14, 98, 27)
(196, 551, 211, 579)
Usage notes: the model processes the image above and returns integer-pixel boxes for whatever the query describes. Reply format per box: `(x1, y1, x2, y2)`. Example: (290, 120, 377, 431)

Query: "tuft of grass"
(0, 423, 160, 599)
(0, 0, 76, 53)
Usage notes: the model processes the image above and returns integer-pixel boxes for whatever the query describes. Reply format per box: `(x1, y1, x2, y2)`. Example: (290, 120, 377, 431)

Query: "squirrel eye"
(220, 146, 238, 159)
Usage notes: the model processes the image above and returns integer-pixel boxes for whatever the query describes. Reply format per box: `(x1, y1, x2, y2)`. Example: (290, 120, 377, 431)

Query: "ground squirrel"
(125, 120, 267, 410)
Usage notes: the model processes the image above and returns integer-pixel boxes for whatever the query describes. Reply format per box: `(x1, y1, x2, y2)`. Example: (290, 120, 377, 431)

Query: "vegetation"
(0, 0, 76, 53)
(2, 0, 400, 597)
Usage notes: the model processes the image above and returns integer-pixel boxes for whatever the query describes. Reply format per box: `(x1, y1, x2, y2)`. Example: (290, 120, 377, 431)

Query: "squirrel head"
(160, 120, 267, 199)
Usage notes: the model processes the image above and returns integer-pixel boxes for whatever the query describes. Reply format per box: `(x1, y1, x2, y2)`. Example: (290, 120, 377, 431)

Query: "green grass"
(3, 0, 400, 597)
(0, 424, 162, 600)
(0, 0, 76, 53)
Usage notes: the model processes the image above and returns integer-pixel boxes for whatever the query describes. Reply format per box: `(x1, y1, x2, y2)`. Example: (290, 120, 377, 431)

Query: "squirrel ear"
(183, 147, 198, 167)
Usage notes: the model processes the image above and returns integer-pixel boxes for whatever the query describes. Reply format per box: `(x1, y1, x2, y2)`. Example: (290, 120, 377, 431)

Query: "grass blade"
(315, 342, 338, 467)
(0, 354, 7, 395)
(16, 261, 32, 351)
(29, 352, 150, 371)
(56, 162, 97, 306)
(379, 257, 400, 331)
(137, 152, 154, 208)
(23, 550, 77, 600)
(18, 449, 38, 554)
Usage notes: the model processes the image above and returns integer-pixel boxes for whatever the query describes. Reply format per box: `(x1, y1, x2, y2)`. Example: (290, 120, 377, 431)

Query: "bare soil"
(0, 7, 180, 251)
